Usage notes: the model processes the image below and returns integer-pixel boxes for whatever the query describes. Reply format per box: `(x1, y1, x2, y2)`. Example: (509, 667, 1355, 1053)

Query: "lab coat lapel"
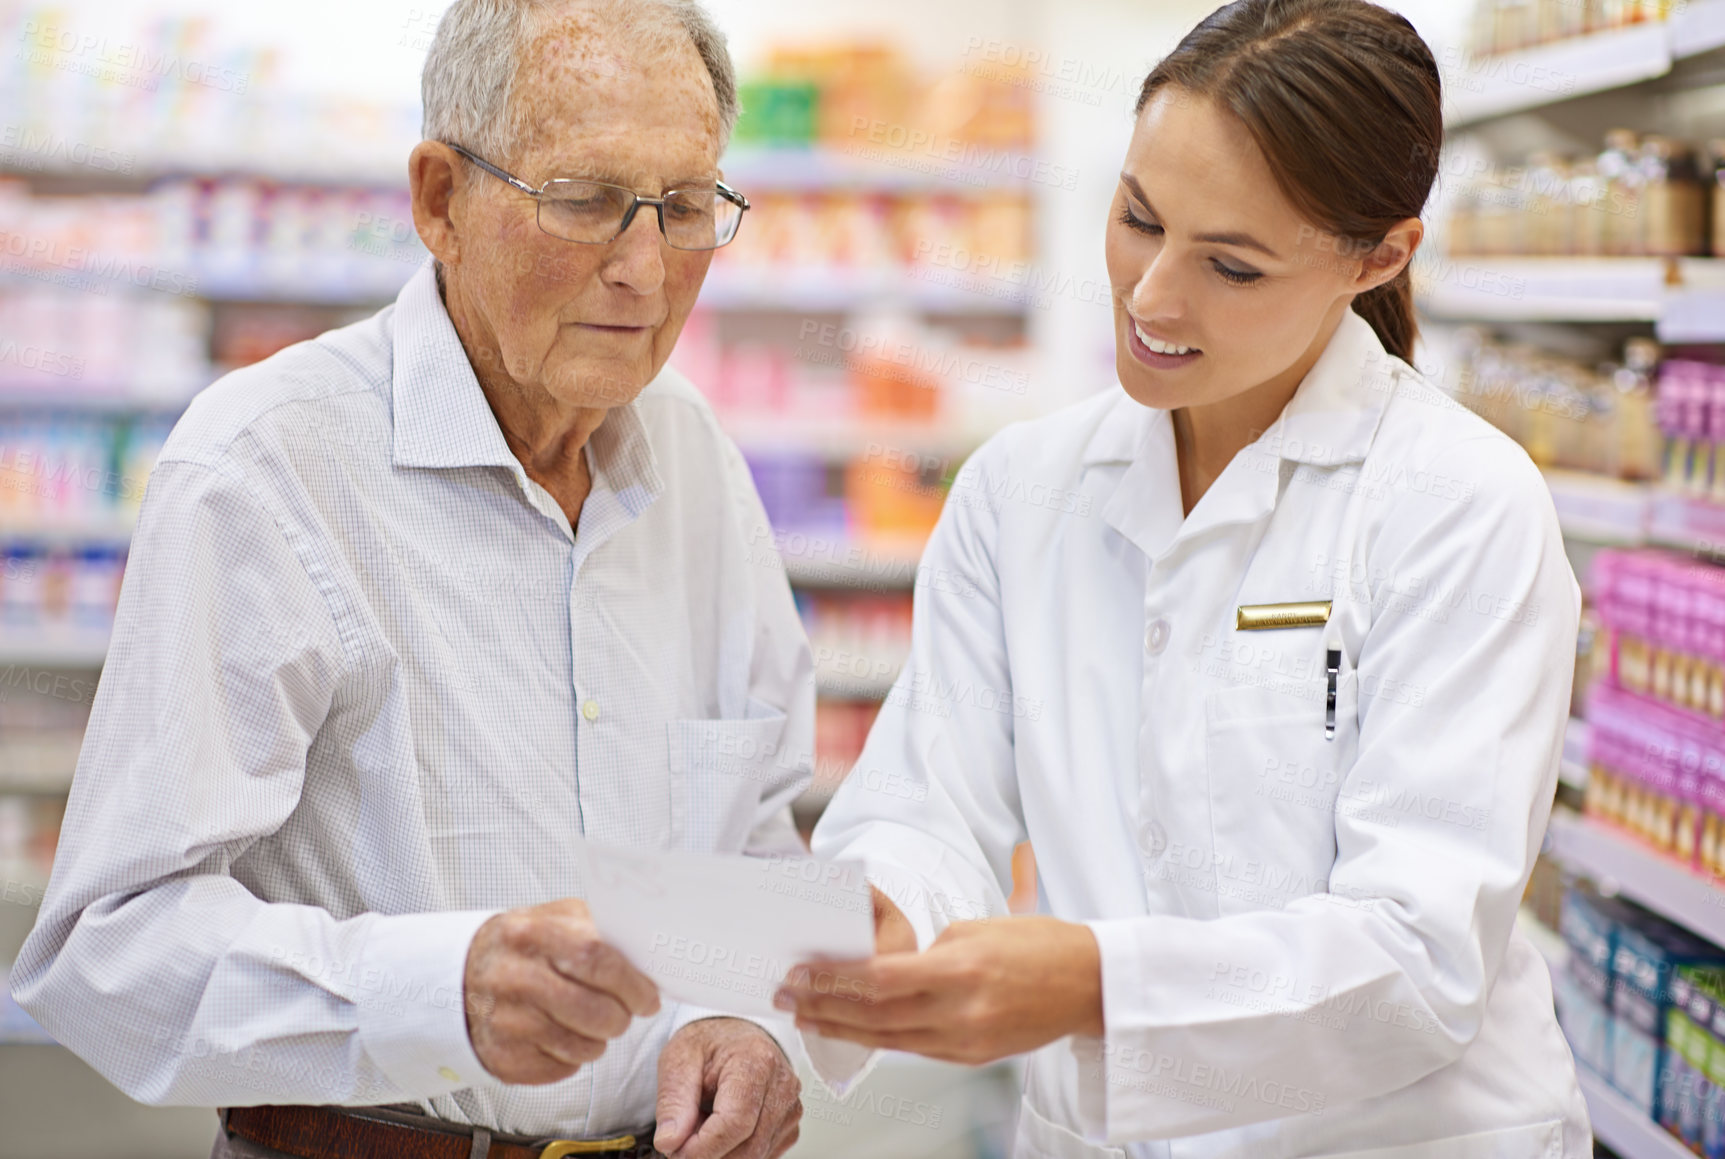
(1094, 400, 1185, 564)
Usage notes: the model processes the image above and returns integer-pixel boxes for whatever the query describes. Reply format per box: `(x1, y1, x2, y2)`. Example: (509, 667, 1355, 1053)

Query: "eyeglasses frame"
(442, 141, 750, 251)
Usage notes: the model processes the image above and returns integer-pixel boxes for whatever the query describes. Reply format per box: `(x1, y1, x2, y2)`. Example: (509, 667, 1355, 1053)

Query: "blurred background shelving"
(1438, 3, 1725, 1157)
(6, 0, 1725, 1154)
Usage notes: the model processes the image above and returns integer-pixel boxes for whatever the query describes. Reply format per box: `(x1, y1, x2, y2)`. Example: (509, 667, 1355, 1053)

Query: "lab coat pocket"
(1300, 1117, 1563, 1159)
(1203, 672, 1359, 916)
(1012, 1098, 1127, 1159)
(666, 706, 788, 852)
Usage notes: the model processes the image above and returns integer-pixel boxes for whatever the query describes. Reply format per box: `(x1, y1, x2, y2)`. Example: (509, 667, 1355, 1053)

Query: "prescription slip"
(574, 838, 875, 1020)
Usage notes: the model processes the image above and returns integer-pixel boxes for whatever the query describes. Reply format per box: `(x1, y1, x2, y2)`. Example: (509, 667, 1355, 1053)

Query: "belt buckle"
(538, 1137, 637, 1157)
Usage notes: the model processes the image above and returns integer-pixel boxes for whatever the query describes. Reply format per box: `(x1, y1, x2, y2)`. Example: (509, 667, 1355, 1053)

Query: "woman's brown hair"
(1137, 0, 1441, 362)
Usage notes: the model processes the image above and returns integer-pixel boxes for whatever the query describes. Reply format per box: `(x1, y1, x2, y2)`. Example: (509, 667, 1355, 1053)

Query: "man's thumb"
(654, 1037, 705, 1153)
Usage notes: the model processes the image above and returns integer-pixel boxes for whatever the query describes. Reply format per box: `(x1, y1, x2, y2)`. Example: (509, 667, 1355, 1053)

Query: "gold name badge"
(1236, 600, 1332, 631)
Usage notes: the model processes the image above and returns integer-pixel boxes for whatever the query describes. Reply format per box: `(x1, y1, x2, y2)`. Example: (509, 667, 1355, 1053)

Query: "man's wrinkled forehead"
(507, 6, 721, 169)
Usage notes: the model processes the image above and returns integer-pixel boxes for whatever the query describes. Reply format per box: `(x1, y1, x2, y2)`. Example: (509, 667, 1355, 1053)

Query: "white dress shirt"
(9, 261, 815, 1139)
(811, 309, 1591, 1158)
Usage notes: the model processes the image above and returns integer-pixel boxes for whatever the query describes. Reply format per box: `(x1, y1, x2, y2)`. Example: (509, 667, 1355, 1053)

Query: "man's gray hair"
(422, 0, 739, 163)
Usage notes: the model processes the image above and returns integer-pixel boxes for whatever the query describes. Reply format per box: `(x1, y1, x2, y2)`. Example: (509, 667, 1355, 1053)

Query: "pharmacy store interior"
(4, 0, 1725, 1155)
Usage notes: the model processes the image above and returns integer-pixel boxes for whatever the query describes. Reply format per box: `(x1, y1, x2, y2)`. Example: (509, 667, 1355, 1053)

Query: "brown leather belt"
(221, 1103, 661, 1159)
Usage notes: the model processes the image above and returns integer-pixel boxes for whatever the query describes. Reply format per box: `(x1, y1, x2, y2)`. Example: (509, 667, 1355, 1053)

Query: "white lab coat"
(809, 309, 1590, 1158)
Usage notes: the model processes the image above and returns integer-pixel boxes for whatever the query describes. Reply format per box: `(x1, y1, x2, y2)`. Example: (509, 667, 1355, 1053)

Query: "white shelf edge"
(701, 266, 1035, 316)
(782, 547, 922, 590)
(1672, 0, 1725, 58)
(0, 514, 136, 543)
(1542, 469, 1653, 547)
(1417, 257, 1725, 333)
(1445, 18, 1686, 127)
(1546, 809, 1725, 948)
(1561, 716, 1591, 792)
(1577, 1063, 1695, 1159)
(719, 144, 1045, 193)
(814, 672, 897, 701)
(0, 389, 200, 412)
(720, 415, 980, 460)
(0, 628, 111, 667)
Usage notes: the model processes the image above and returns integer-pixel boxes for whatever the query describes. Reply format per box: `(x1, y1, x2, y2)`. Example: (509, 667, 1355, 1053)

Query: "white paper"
(574, 837, 875, 1020)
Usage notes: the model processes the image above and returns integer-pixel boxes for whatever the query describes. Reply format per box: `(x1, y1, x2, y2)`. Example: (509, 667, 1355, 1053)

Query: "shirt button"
(582, 700, 601, 722)
(1145, 617, 1171, 656)
(437, 1066, 459, 1082)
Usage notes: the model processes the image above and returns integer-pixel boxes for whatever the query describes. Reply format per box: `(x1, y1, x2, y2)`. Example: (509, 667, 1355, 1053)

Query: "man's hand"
(654, 1018, 801, 1159)
(463, 898, 660, 1084)
(776, 916, 1102, 1066)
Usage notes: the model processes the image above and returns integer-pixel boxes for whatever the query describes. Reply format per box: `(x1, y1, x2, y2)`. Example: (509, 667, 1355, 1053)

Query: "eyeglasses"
(444, 143, 749, 251)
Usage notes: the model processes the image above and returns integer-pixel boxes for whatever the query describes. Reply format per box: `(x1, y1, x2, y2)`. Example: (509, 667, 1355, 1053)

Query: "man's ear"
(409, 140, 465, 268)
(1354, 216, 1424, 294)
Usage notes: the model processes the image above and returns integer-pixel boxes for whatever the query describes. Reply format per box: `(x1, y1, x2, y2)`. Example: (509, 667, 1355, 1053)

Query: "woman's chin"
(1116, 355, 1201, 411)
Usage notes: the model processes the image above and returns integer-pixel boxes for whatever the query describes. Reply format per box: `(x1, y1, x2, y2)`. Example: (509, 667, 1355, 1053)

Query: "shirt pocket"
(666, 706, 789, 853)
(1202, 669, 1360, 917)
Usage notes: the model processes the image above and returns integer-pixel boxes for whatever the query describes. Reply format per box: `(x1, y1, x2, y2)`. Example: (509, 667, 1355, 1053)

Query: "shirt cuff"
(1080, 917, 1150, 1141)
(355, 909, 499, 1097)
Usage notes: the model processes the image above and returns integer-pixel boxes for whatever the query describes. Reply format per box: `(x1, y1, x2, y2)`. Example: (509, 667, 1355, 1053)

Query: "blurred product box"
(1612, 913, 1725, 1115)
(1659, 360, 1725, 498)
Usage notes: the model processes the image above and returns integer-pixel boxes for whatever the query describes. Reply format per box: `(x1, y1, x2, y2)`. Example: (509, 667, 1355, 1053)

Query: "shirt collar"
(1081, 307, 1397, 470)
(1263, 307, 1396, 466)
(388, 260, 664, 516)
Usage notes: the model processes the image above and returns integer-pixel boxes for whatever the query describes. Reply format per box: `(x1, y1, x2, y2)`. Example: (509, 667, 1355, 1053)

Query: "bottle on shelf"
(1601, 129, 1646, 257)
(1641, 135, 1708, 259)
(1445, 129, 1721, 259)
(1706, 140, 1725, 260)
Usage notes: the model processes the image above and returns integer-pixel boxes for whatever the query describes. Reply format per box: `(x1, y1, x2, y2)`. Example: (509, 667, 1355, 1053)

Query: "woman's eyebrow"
(1120, 172, 1280, 258)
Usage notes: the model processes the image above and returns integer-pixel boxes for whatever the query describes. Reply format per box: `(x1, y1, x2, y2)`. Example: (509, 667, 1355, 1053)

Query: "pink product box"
(1595, 549, 1725, 667)
(1659, 362, 1725, 441)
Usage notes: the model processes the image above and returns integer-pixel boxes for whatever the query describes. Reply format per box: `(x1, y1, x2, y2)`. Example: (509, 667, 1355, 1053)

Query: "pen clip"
(1324, 647, 1340, 741)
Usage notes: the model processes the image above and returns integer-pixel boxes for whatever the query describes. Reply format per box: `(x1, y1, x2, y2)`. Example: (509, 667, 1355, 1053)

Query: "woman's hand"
(774, 916, 1103, 1066)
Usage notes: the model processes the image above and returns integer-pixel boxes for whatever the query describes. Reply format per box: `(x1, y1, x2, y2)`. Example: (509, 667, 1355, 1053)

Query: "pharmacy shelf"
(720, 413, 980, 461)
(1542, 469, 1653, 546)
(191, 273, 408, 307)
(702, 265, 1034, 315)
(782, 544, 921, 590)
(1540, 472, 1725, 558)
(1649, 490, 1725, 556)
(0, 735, 82, 794)
(0, 387, 199, 413)
(1576, 1065, 1693, 1159)
(0, 512, 135, 544)
(1561, 716, 1590, 793)
(1446, 2, 1725, 127)
(814, 671, 897, 702)
(0, 626, 110, 667)
(721, 144, 1045, 193)
(1416, 258, 1725, 333)
(1545, 809, 1725, 948)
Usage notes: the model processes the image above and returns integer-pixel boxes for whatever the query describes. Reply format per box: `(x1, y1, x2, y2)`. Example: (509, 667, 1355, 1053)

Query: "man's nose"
(601, 204, 667, 293)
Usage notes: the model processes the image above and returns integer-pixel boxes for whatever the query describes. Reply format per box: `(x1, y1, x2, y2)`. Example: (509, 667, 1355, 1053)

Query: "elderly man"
(9, 2, 816, 1157)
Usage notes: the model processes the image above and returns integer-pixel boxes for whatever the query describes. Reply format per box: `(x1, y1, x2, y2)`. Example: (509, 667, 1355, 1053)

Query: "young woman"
(777, 1, 1590, 1156)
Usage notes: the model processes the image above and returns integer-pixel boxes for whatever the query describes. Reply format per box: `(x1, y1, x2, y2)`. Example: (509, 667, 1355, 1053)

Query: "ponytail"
(1352, 270, 1417, 363)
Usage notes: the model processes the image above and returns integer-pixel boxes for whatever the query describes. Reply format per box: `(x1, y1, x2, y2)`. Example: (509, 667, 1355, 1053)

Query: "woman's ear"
(1354, 216, 1424, 294)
